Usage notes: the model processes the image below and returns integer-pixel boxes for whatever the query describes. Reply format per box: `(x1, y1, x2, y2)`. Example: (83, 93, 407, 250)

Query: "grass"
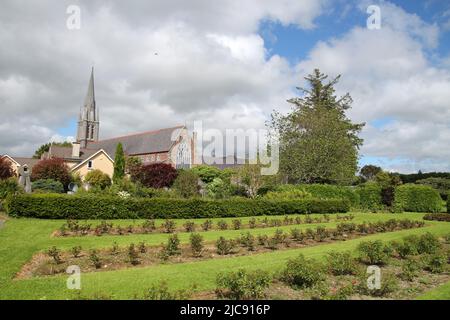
(0, 212, 449, 300)
(416, 281, 450, 300)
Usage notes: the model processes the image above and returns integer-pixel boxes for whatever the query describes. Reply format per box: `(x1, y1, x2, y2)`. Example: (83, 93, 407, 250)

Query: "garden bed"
(18, 219, 425, 279)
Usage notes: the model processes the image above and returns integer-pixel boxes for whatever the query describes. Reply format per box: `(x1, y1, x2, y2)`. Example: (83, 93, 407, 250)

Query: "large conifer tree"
(269, 69, 365, 185)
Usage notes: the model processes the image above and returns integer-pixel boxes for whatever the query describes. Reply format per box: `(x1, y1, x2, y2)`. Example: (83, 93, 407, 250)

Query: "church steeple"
(77, 67, 99, 148)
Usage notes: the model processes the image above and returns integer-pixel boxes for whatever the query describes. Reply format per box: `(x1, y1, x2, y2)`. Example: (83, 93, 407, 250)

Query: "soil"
(17, 221, 424, 279)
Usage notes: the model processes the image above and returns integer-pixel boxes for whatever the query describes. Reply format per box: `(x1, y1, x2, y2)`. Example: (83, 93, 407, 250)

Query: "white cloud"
(0, 0, 327, 156)
(297, 1, 450, 172)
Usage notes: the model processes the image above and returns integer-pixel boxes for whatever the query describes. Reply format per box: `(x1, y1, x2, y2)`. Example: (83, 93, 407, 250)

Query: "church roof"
(85, 125, 185, 158)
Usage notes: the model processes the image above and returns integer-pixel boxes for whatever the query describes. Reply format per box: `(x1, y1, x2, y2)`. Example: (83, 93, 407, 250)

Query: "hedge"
(393, 184, 442, 213)
(448, 197, 450, 213)
(423, 213, 450, 222)
(356, 182, 382, 211)
(4, 194, 350, 219)
(276, 184, 360, 207)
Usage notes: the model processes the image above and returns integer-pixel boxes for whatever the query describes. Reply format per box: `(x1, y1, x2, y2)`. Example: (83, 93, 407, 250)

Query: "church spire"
(76, 67, 100, 148)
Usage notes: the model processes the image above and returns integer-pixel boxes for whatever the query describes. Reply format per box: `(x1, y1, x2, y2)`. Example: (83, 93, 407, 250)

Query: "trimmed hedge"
(4, 194, 350, 219)
(276, 184, 359, 207)
(448, 197, 450, 213)
(356, 182, 382, 211)
(393, 184, 442, 213)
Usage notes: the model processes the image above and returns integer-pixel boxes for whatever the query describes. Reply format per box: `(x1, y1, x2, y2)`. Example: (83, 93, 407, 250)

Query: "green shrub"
(189, 233, 204, 257)
(85, 170, 112, 190)
(356, 182, 382, 211)
(216, 237, 235, 255)
(142, 281, 192, 300)
(357, 240, 391, 265)
(5, 194, 350, 219)
(32, 179, 64, 193)
(400, 258, 421, 281)
(89, 249, 102, 268)
(47, 246, 62, 264)
(393, 235, 420, 258)
(165, 234, 181, 256)
(216, 269, 271, 300)
(281, 254, 325, 289)
(417, 233, 441, 254)
(0, 178, 21, 200)
(326, 251, 358, 275)
(70, 246, 82, 258)
(264, 189, 312, 200)
(393, 184, 442, 213)
(276, 184, 359, 207)
(425, 252, 447, 273)
(127, 243, 140, 265)
(358, 273, 398, 297)
(172, 170, 200, 198)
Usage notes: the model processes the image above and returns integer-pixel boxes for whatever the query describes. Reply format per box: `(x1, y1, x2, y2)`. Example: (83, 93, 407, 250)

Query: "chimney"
(72, 142, 80, 158)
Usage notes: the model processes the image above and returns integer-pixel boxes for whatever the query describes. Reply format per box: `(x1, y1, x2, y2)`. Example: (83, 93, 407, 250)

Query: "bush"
(393, 184, 442, 213)
(425, 252, 447, 273)
(400, 258, 421, 281)
(84, 170, 111, 190)
(0, 178, 21, 200)
(31, 179, 64, 194)
(5, 194, 350, 219)
(281, 254, 325, 289)
(416, 177, 450, 201)
(359, 273, 398, 297)
(31, 158, 71, 188)
(172, 170, 200, 198)
(423, 213, 450, 222)
(191, 165, 224, 184)
(276, 184, 359, 207)
(326, 251, 358, 275)
(417, 232, 441, 254)
(216, 269, 271, 300)
(0, 156, 14, 180)
(131, 163, 177, 188)
(356, 182, 382, 211)
(216, 237, 235, 255)
(264, 189, 312, 200)
(393, 235, 420, 258)
(357, 240, 391, 265)
(190, 233, 204, 257)
(142, 281, 192, 300)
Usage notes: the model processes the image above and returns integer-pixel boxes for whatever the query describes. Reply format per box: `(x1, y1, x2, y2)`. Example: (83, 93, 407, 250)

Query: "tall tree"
(113, 143, 125, 183)
(269, 69, 365, 185)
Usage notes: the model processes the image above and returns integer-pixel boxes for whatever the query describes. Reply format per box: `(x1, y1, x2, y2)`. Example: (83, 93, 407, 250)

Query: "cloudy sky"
(0, 0, 449, 173)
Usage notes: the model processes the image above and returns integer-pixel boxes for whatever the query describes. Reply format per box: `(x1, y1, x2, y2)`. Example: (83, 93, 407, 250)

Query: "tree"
(132, 163, 178, 188)
(269, 69, 365, 184)
(172, 170, 200, 198)
(84, 169, 112, 189)
(33, 142, 72, 159)
(126, 156, 142, 176)
(360, 165, 382, 182)
(31, 158, 71, 188)
(0, 157, 14, 180)
(113, 143, 125, 183)
(232, 164, 264, 198)
(191, 165, 224, 183)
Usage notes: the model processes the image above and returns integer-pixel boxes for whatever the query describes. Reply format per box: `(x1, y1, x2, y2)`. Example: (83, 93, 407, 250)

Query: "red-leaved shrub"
(31, 158, 71, 188)
(132, 163, 178, 188)
(0, 157, 15, 180)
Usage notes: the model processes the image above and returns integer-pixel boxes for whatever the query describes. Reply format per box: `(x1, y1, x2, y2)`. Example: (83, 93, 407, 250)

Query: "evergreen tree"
(269, 69, 365, 185)
(113, 142, 125, 182)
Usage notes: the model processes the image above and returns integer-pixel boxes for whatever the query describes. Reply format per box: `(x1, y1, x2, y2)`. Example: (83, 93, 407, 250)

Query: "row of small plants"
(32, 219, 425, 277)
(56, 214, 356, 237)
(214, 232, 450, 300)
(423, 213, 450, 222)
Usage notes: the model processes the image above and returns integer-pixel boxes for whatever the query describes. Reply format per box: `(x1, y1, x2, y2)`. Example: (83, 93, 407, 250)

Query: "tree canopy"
(269, 69, 365, 185)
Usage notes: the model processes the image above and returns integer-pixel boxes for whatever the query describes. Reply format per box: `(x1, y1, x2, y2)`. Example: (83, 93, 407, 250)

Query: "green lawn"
(0, 212, 449, 300)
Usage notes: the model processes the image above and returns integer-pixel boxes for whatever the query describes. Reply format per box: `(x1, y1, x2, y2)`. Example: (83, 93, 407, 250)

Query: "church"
(3, 69, 197, 180)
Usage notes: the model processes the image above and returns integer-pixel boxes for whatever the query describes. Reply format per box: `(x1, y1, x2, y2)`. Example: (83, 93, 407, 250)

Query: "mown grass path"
(0, 213, 449, 299)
